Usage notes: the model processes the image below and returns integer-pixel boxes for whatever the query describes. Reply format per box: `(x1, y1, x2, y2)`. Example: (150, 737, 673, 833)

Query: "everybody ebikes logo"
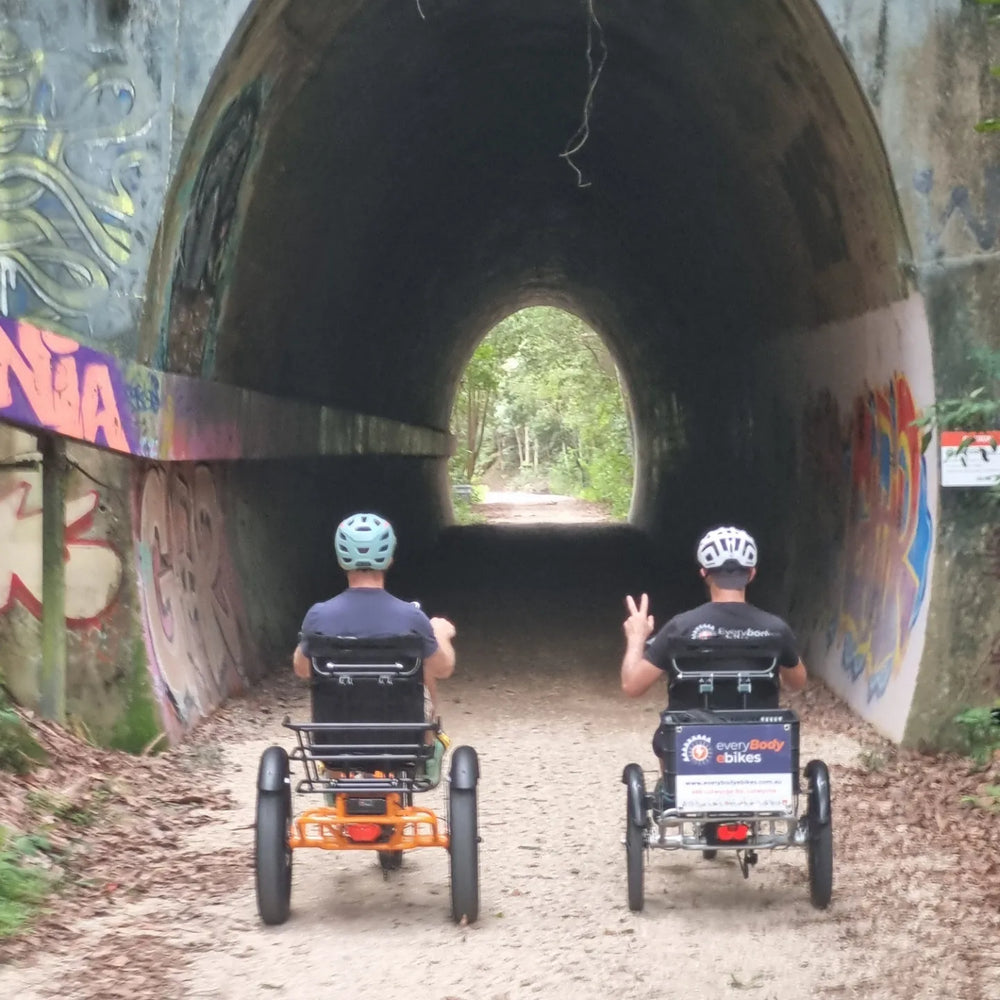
(714, 737, 786, 765)
(681, 733, 712, 764)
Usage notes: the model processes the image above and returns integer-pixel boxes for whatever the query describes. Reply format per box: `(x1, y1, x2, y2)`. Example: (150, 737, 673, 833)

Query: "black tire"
(255, 754, 292, 925)
(805, 759, 833, 909)
(449, 786, 479, 923)
(379, 849, 404, 871)
(626, 817, 645, 912)
(702, 849, 718, 861)
(621, 763, 646, 912)
(808, 819, 833, 909)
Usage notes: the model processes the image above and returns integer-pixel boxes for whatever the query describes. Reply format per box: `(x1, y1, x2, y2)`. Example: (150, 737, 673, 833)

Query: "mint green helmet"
(334, 513, 396, 571)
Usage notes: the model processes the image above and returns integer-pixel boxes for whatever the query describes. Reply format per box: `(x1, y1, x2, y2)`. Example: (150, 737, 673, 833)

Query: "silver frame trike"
(622, 658, 832, 911)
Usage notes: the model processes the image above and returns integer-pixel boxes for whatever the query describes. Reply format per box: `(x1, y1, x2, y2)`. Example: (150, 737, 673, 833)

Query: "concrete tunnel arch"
(140, 0, 938, 742)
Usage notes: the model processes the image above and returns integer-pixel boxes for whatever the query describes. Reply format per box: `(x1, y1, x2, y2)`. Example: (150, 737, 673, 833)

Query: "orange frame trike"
(253, 634, 480, 925)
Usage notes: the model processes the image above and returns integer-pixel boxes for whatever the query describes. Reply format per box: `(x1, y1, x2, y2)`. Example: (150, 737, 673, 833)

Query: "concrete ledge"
(0, 318, 451, 461)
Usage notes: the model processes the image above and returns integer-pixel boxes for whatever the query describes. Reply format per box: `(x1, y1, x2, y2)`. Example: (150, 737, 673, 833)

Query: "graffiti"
(0, 317, 134, 450)
(835, 373, 933, 701)
(913, 165, 1000, 254)
(0, 478, 122, 625)
(0, 25, 148, 335)
(135, 465, 247, 737)
(166, 82, 261, 374)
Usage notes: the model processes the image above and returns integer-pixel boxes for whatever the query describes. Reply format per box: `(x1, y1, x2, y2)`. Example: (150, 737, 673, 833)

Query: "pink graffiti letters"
(0, 319, 131, 451)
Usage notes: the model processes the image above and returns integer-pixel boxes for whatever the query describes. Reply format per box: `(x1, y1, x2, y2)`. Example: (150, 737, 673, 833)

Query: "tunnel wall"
(760, 296, 938, 742)
(819, 0, 1000, 740)
(1, 0, 999, 748)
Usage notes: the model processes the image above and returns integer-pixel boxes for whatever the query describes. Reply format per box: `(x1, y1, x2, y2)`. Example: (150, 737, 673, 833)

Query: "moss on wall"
(108, 636, 161, 754)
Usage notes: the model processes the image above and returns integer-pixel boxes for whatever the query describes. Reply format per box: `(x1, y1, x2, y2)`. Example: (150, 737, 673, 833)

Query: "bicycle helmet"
(334, 513, 397, 571)
(696, 526, 757, 575)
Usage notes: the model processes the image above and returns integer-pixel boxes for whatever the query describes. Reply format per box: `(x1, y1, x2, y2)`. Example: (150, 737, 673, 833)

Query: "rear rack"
(284, 717, 436, 795)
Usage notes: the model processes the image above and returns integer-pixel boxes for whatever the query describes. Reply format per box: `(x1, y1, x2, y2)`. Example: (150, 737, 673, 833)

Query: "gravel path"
(2, 499, 998, 1000)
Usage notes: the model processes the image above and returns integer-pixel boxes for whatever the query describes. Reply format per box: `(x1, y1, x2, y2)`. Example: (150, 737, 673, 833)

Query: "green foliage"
(0, 826, 53, 937)
(977, 1, 1000, 128)
(914, 345, 1000, 500)
(451, 491, 486, 526)
(109, 636, 161, 755)
(961, 785, 1000, 813)
(0, 689, 47, 776)
(450, 307, 634, 516)
(954, 702, 1000, 768)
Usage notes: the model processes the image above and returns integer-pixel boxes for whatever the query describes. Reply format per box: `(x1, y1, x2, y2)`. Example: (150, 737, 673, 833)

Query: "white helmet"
(696, 526, 757, 571)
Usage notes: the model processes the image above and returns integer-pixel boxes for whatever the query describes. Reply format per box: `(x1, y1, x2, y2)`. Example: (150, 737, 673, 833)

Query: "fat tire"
(379, 849, 404, 871)
(808, 819, 833, 909)
(625, 817, 645, 911)
(449, 786, 479, 923)
(255, 756, 292, 925)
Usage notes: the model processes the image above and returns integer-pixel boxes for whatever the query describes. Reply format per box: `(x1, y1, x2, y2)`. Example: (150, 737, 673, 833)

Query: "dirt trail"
(3, 497, 999, 1000)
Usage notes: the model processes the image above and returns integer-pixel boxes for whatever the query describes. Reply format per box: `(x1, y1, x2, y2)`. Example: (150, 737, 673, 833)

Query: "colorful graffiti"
(0, 477, 122, 625)
(0, 26, 148, 336)
(166, 82, 261, 375)
(835, 373, 933, 701)
(0, 317, 134, 450)
(135, 465, 247, 739)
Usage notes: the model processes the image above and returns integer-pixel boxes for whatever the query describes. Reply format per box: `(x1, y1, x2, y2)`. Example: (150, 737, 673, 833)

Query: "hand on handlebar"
(430, 616, 456, 642)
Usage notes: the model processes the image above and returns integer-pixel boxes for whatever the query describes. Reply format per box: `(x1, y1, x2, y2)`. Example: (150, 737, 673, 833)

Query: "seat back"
(667, 639, 781, 711)
(301, 633, 428, 767)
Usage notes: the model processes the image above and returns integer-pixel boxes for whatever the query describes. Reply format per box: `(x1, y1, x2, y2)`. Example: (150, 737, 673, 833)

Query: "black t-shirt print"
(645, 601, 799, 709)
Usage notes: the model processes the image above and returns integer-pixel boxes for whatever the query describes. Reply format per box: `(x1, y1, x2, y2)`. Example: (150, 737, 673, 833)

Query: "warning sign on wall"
(940, 431, 1000, 487)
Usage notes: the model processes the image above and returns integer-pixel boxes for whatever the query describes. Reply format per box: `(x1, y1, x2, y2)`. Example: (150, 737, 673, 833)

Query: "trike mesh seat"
(289, 632, 434, 779)
(665, 638, 783, 711)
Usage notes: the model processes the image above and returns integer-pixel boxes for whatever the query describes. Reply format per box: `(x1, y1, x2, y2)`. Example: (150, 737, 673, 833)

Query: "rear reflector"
(345, 823, 382, 842)
(717, 823, 750, 842)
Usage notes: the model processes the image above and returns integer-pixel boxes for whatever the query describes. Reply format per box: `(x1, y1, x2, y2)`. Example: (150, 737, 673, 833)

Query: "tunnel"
(139, 0, 937, 742)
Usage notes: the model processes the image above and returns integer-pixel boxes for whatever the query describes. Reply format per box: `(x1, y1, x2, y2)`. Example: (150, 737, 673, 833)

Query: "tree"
(449, 306, 635, 517)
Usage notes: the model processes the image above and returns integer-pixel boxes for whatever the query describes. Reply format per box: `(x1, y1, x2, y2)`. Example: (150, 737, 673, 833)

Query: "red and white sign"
(940, 431, 1000, 487)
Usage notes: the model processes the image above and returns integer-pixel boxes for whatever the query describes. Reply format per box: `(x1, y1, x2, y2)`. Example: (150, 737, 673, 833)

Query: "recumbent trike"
(622, 641, 832, 911)
(254, 633, 480, 925)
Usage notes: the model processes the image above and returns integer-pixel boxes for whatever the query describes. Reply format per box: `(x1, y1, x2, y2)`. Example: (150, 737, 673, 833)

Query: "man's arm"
(780, 659, 807, 692)
(621, 593, 665, 698)
(424, 617, 456, 680)
(292, 643, 311, 679)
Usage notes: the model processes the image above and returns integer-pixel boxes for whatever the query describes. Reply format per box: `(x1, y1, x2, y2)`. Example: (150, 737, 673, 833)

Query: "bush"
(954, 701, 1000, 768)
(0, 690, 47, 775)
(0, 828, 53, 937)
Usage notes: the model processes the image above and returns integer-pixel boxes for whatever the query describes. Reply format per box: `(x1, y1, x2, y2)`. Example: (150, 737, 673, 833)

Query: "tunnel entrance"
(449, 306, 634, 524)
(146, 0, 936, 741)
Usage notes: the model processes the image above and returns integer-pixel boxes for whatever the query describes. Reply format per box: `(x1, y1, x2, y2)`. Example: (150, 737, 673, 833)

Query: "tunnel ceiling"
(173, 0, 911, 436)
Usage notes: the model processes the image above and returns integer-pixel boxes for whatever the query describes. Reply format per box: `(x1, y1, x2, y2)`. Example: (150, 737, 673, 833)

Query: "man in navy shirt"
(292, 512, 456, 778)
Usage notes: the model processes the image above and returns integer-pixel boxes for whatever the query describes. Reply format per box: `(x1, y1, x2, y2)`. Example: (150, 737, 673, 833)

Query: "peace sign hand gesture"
(623, 593, 655, 644)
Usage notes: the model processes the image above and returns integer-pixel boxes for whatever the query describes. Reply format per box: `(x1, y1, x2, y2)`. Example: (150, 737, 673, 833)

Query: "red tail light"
(717, 823, 750, 842)
(345, 823, 382, 842)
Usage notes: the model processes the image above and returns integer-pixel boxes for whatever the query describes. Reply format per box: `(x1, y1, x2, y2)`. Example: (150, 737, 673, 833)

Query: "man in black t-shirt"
(621, 527, 807, 811)
(620, 526, 807, 706)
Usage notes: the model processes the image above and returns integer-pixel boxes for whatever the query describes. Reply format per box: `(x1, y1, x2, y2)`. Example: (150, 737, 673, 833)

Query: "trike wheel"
(379, 849, 404, 871)
(808, 819, 833, 908)
(622, 763, 646, 912)
(805, 758, 833, 909)
(255, 749, 292, 925)
(449, 785, 479, 923)
(626, 817, 645, 912)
